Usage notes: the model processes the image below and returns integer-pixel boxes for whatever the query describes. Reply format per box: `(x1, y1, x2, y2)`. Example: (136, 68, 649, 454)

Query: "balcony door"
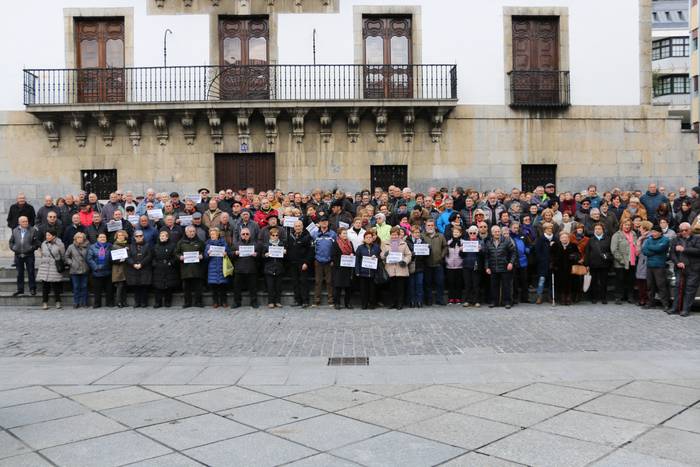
(219, 17, 269, 100)
(511, 17, 560, 105)
(215, 154, 275, 191)
(75, 18, 125, 103)
(363, 16, 412, 99)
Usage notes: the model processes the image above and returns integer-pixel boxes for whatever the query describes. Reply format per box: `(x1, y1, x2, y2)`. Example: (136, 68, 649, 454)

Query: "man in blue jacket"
(642, 225, 671, 311)
(436, 197, 454, 234)
(312, 216, 337, 306)
(640, 183, 669, 224)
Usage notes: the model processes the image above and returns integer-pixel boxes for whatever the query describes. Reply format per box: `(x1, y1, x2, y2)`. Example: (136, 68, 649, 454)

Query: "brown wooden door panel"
(76, 18, 125, 103)
(219, 17, 269, 100)
(512, 16, 560, 105)
(215, 154, 275, 191)
(363, 16, 412, 99)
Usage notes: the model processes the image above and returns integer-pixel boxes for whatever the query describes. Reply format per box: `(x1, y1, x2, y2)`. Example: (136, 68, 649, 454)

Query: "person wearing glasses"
(175, 225, 205, 308)
(232, 227, 259, 309)
(261, 227, 286, 308)
(127, 230, 153, 308)
(670, 222, 700, 316)
(204, 227, 231, 308)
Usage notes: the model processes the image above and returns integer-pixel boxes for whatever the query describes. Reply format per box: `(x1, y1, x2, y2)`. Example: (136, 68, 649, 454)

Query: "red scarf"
(337, 237, 353, 255)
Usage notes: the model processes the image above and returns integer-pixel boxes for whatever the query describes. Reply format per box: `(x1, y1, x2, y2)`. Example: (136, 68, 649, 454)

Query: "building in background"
(652, 0, 691, 128)
(0, 0, 695, 226)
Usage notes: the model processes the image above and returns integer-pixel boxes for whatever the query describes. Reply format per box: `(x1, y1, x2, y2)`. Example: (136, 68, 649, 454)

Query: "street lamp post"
(163, 29, 173, 67)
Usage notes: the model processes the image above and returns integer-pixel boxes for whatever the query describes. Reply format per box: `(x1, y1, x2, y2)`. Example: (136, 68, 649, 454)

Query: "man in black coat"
(7, 193, 36, 228)
(286, 220, 314, 307)
(485, 225, 516, 309)
(584, 223, 613, 304)
(669, 222, 700, 316)
(232, 227, 259, 309)
(62, 213, 86, 247)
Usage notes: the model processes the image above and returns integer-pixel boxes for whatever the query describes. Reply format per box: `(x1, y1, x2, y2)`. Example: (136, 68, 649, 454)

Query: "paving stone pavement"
(1, 304, 699, 357)
(1, 377, 700, 467)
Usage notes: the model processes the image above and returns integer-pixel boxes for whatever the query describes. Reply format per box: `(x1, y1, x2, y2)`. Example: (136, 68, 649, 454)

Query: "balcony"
(507, 70, 570, 108)
(23, 64, 458, 147)
(23, 64, 457, 107)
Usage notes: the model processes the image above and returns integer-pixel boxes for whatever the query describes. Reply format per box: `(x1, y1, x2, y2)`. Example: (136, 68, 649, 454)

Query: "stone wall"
(0, 104, 696, 250)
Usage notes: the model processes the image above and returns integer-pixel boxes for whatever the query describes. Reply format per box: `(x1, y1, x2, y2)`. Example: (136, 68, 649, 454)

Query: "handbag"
(571, 265, 587, 276)
(583, 273, 592, 292)
(223, 255, 234, 277)
(374, 263, 389, 285)
(47, 245, 67, 273)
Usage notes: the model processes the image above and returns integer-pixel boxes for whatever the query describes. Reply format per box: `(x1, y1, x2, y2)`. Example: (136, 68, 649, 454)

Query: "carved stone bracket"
(237, 109, 253, 147)
(42, 120, 60, 148)
(346, 108, 361, 143)
(402, 108, 415, 143)
(295, 0, 303, 7)
(155, 0, 165, 8)
(69, 114, 86, 147)
(180, 113, 196, 145)
(373, 108, 388, 143)
(430, 108, 448, 143)
(291, 108, 308, 144)
(153, 115, 169, 145)
(239, 0, 249, 9)
(207, 110, 223, 145)
(262, 110, 280, 147)
(183, 0, 193, 7)
(211, 0, 221, 6)
(94, 113, 113, 147)
(267, 0, 275, 6)
(125, 116, 141, 147)
(319, 110, 333, 143)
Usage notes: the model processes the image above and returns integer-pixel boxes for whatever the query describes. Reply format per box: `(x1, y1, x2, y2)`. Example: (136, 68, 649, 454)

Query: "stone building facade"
(0, 0, 696, 244)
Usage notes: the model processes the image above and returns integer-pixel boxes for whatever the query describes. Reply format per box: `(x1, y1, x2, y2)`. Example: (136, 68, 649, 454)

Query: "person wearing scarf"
(534, 223, 555, 304)
(380, 226, 412, 309)
(152, 231, 178, 308)
(584, 223, 613, 304)
(262, 227, 286, 308)
(331, 227, 355, 309)
(86, 232, 114, 308)
(551, 232, 581, 306)
(110, 230, 130, 307)
(611, 219, 638, 305)
(444, 225, 465, 304)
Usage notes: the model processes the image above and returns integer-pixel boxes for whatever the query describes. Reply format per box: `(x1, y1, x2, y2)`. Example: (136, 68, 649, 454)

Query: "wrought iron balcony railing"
(508, 70, 570, 108)
(23, 64, 458, 106)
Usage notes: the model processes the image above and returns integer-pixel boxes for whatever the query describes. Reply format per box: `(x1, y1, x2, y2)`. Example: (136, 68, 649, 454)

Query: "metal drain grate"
(327, 357, 369, 366)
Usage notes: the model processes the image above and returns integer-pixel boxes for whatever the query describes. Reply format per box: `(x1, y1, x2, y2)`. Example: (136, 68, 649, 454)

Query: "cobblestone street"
(1, 304, 699, 358)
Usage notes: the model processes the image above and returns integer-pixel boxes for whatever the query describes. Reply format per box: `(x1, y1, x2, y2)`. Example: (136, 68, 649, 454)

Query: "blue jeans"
(424, 266, 445, 305)
(536, 275, 550, 296)
(15, 253, 36, 293)
(408, 271, 424, 305)
(71, 274, 89, 306)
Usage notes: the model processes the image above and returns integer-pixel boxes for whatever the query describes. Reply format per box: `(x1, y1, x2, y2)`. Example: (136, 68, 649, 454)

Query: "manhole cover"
(327, 357, 369, 366)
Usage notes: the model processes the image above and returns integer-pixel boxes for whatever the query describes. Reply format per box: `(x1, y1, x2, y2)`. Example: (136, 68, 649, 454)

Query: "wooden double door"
(215, 154, 275, 191)
(363, 16, 412, 99)
(511, 16, 560, 105)
(218, 17, 270, 100)
(75, 18, 125, 103)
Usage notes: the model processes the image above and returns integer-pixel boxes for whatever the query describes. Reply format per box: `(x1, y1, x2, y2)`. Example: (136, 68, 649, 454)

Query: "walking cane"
(551, 272, 556, 307)
(677, 268, 686, 314)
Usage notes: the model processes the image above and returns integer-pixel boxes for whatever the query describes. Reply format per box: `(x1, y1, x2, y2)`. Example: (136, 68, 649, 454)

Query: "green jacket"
(421, 232, 447, 267)
(175, 237, 205, 279)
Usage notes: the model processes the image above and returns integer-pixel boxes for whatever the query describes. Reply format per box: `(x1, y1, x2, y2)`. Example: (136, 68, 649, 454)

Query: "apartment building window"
(654, 75, 690, 96)
(652, 37, 689, 60)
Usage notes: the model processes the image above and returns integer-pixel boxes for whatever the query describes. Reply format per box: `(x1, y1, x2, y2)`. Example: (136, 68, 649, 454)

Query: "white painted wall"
(0, 0, 640, 109)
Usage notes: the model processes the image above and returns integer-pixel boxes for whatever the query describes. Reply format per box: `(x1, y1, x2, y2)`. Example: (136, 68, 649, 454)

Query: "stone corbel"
(180, 113, 196, 145)
(319, 110, 333, 143)
(153, 115, 169, 145)
(125, 116, 141, 147)
(262, 110, 280, 146)
(295, 0, 303, 7)
(430, 108, 447, 143)
(291, 108, 308, 144)
(207, 110, 223, 145)
(402, 108, 415, 143)
(211, 0, 220, 6)
(94, 113, 113, 147)
(155, 0, 165, 8)
(373, 108, 388, 143)
(239, 0, 249, 9)
(237, 109, 253, 147)
(183, 0, 193, 7)
(346, 108, 360, 143)
(69, 114, 86, 147)
(320, 0, 330, 6)
(42, 120, 60, 148)
(267, 0, 275, 6)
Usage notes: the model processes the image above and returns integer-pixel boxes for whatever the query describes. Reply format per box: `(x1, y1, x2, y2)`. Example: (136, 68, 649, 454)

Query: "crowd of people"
(6, 182, 700, 316)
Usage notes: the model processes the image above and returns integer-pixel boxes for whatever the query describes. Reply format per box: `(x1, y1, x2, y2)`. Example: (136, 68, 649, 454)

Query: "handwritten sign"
(387, 251, 402, 264)
(179, 215, 193, 227)
(306, 223, 318, 236)
(186, 195, 201, 204)
(338, 221, 350, 230)
(183, 251, 200, 263)
(414, 243, 430, 256)
(127, 215, 139, 225)
(361, 256, 378, 270)
(107, 220, 121, 233)
(111, 248, 128, 261)
(462, 241, 480, 253)
(239, 245, 255, 257)
(283, 217, 299, 228)
(340, 255, 355, 268)
(208, 245, 226, 257)
(147, 209, 163, 220)
(268, 246, 285, 258)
